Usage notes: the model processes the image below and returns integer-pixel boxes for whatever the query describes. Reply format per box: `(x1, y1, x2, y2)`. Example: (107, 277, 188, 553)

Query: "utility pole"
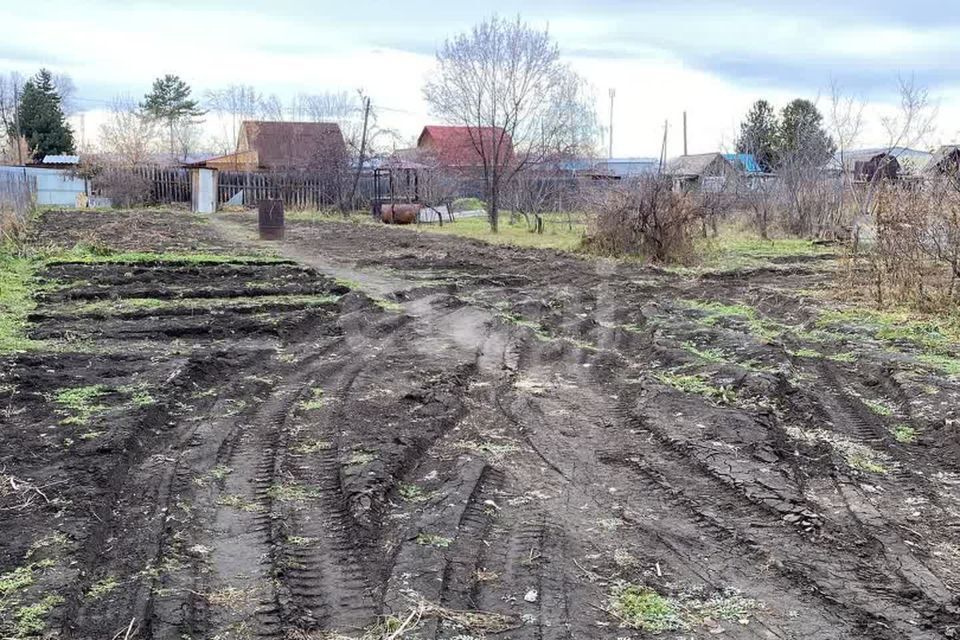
(683, 111, 688, 156)
(346, 92, 371, 214)
(608, 88, 615, 159)
(659, 120, 669, 174)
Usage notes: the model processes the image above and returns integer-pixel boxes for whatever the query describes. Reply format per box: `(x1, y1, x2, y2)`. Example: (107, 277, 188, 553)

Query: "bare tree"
(52, 72, 77, 116)
(292, 91, 357, 123)
(97, 98, 160, 165)
(259, 94, 285, 121)
(205, 85, 265, 152)
(423, 15, 597, 232)
(851, 78, 937, 251)
(0, 72, 25, 163)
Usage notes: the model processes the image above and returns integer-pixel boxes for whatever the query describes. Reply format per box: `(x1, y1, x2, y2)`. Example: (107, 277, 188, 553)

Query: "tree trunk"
(488, 177, 499, 233)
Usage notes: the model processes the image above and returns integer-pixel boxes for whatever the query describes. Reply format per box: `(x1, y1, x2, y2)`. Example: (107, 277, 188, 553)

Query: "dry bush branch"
(582, 176, 700, 263)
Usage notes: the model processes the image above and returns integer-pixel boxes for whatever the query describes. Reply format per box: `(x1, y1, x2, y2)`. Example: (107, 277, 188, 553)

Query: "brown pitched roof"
(417, 125, 512, 168)
(239, 121, 346, 170)
(665, 153, 731, 178)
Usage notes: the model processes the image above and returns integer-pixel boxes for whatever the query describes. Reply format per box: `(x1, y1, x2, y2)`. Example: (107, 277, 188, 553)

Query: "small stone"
(524, 589, 538, 603)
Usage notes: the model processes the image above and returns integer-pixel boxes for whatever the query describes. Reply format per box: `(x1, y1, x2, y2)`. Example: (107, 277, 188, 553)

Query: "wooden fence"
(217, 170, 344, 209)
(131, 166, 191, 203)
(0, 172, 37, 230)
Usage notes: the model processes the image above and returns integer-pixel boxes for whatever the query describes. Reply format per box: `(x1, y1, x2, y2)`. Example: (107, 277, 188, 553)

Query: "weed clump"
(52, 384, 108, 425)
(86, 576, 119, 599)
(298, 387, 327, 410)
(608, 583, 761, 633)
(398, 483, 429, 502)
(891, 423, 918, 443)
(609, 584, 683, 632)
(655, 372, 737, 405)
(416, 533, 452, 548)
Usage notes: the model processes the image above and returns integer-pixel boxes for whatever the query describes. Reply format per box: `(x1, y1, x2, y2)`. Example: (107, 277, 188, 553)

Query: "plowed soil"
(2, 210, 959, 640)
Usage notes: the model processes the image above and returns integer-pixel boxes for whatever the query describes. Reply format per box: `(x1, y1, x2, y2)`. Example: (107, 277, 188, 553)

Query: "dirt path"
(1, 210, 958, 639)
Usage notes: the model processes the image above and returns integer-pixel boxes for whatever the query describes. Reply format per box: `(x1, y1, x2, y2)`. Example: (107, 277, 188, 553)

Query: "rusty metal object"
(258, 198, 284, 240)
(380, 203, 418, 225)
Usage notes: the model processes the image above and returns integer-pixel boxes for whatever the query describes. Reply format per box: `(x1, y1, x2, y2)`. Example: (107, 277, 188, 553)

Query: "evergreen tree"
(735, 99, 780, 172)
(141, 75, 205, 161)
(15, 68, 74, 160)
(779, 99, 835, 165)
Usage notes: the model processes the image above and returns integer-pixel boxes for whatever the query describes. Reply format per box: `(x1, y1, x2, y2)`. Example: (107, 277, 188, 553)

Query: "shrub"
(582, 176, 700, 263)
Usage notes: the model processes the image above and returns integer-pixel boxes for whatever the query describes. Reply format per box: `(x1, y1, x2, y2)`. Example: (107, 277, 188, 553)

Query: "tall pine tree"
(16, 68, 74, 161)
(779, 99, 835, 165)
(735, 99, 780, 172)
(141, 75, 205, 161)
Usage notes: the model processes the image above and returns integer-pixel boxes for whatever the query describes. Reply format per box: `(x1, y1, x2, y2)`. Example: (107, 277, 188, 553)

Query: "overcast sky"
(4, 0, 960, 156)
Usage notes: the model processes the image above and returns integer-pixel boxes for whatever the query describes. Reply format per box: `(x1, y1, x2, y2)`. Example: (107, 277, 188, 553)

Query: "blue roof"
(723, 153, 763, 174)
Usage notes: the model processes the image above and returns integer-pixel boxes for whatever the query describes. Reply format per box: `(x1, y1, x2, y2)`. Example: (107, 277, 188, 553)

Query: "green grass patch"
(610, 584, 682, 632)
(609, 583, 761, 632)
(0, 252, 40, 353)
(293, 439, 333, 454)
(298, 387, 326, 410)
(266, 483, 322, 502)
(48, 244, 282, 265)
(10, 594, 63, 636)
(656, 372, 737, 405)
(216, 494, 264, 512)
(848, 452, 888, 474)
(788, 347, 823, 359)
(0, 565, 35, 599)
(372, 297, 403, 312)
(398, 483, 429, 503)
(85, 576, 119, 600)
(417, 215, 586, 251)
(347, 450, 376, 466)
(696, 233, 834, 271)
(52, 384, 109, 425)
(862, 398, 895, 417)
(786, 426, 889, 474)
(451, 197, 486, 212)
(681, 342, 727, 363)
(917, 353, 960, 377)
(679, 299, 783, 341)
(817, 307, 960, 365)
(415, 533, 452, 548)
(891, 423, 918, 443)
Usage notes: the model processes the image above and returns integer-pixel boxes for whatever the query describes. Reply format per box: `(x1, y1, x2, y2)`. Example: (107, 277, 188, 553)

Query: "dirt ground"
(2, 209, 959, 639)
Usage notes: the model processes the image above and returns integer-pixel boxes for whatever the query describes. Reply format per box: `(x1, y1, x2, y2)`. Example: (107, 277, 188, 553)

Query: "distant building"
(832, 147, 932, 178)
(722, 153, 765, 175)
(39, 154, 80, 167)
(924, 145, 960, 177)
(416, 125, 513, 169)
(556, 157, 657, 179)
(665, 153, 737, 192)
(190, 121, 347, 171)
(855, 153, 901, 182)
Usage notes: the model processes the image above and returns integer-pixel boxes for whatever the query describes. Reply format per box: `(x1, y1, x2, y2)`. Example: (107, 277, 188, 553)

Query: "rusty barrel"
(258, 198, 284, 240)
(381, 203, 418, 225)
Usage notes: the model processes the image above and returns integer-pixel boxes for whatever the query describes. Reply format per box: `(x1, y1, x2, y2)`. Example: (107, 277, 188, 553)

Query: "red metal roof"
(417, 125, 513, 168)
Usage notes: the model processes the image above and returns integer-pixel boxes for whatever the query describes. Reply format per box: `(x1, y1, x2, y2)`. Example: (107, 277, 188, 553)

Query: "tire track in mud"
(484, 313, 933, 638)
(274, 355, 383, 634)
(437, 465, 505, 614)
(618, 393, 953, 639)
(153, 370, 305, 639)
(493, 338, 827, 637)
